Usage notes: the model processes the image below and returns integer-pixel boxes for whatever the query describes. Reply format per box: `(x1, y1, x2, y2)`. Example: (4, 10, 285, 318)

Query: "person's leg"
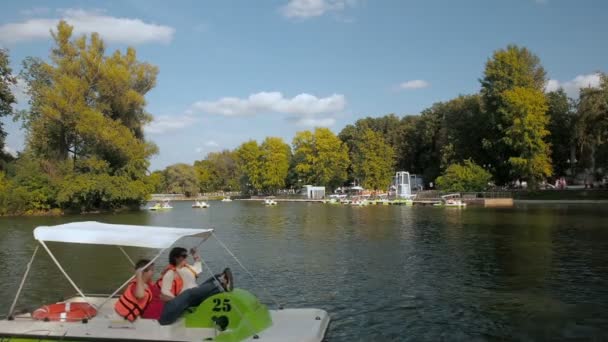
(188, 276, 224, 307)
(159, 289, 197, 325)
(159, 269, 234, 325)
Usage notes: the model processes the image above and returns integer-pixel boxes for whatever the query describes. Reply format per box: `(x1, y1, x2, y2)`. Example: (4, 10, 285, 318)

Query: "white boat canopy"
(33, 221, 214, 249)
(8, 222, 215, 318)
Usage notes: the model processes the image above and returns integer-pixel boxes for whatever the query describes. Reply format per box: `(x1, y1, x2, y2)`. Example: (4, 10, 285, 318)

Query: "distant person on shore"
(156, 247, 233, 325)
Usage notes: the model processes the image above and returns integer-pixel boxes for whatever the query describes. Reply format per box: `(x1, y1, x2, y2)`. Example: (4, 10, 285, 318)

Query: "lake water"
(1, 201, 607, 341)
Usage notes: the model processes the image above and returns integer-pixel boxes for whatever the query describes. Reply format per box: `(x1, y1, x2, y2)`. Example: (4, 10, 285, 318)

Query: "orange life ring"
(32, 302, 97, 322)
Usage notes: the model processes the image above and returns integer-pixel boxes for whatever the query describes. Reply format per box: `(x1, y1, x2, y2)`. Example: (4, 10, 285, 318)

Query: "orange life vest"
(114, 281, 152, 322)
(155, 265, 184, 296)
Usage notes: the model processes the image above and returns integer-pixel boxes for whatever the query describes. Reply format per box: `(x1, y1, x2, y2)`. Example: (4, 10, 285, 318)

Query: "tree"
(260, 137, 291, 194)
(193, 159, 215, 193)
(481, 45, 547, 112)
(339, 115, 401, 181)
(436, 159, 492, 192)
(394, 115, 421, 173)
(149, 170, 166, 193)
(204, 150, 240, 191)
(0, 48, 16, 164)
(234, 140, 263, 194)
(163, 163, 199, 197)
(10, 21, 159, 211)
(480, 45, 548, 184)
(575, 74, 608, 179)
(502, 87, 552, 187)
(293, 128, 350, 190)
(546, 89, 576, 177)
(352, 129, 395, 191)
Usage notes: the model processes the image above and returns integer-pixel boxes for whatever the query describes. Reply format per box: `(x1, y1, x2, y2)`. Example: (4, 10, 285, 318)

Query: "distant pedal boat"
(264, 199, 278, 205)
(192, 201, 209, 208)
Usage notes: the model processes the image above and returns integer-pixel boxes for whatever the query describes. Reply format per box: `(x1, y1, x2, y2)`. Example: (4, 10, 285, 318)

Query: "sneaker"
(222, 267, 234, 292)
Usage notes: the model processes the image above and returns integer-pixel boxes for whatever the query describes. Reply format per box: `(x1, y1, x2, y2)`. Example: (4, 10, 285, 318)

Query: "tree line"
(156, 45, 607, 196)
(1, 23, 607, 214)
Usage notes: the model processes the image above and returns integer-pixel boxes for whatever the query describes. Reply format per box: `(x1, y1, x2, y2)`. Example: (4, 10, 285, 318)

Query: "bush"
(436, 159, 492, 192)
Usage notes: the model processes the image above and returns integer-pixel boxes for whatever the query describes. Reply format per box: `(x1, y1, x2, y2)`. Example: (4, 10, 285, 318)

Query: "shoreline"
(514, 199, 608, 204)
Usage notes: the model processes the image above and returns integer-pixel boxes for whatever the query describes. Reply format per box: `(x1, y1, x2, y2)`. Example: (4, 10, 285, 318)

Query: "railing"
(461, 192, 513, 199)
(415, 191, 512, 199)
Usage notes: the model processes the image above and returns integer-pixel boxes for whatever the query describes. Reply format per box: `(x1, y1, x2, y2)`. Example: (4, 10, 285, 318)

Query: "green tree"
(293, 128, 350, 190)
(339, 115, 401, 181)
(10, 21, 159, 212)
(234, 140, 263, 194)
(480, 45, 548, 184)
(352, 129, 395, 191)
(502, 87, 552, 186)
(163, 163, 199, 197)
(260, 137, 291, 194)
(193, 159, 215, 193)
(203, 150, 240, 191)
(149, 170, 166, 193)
(436, 159, 492, 192)
(546, 89, 576, 176)
(394, 115, 421, 173)
(575, 74, 608, 179)
(481, 45, 547, 112)
(0, 48, 16, 164)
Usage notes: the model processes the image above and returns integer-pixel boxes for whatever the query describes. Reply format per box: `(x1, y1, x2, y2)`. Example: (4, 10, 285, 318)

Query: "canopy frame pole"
(211, 232, 283, 309)
(118, 246, 135, 266)
(97, 248, 166, 310)
(7, 245, 39, 319)
(39, 240, 89, 304)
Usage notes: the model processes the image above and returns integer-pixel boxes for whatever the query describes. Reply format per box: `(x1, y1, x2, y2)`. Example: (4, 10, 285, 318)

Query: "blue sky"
(1, 0, 607, 170)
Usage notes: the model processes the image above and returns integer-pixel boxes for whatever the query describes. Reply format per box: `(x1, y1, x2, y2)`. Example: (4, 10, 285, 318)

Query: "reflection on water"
(1, 202, 607, 340)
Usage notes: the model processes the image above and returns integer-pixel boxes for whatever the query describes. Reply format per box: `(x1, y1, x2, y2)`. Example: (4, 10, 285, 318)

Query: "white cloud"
(294, 117, 336, 127)
(195, 141, 220, 153)
(546, 73, 601, 98)
(145, 115, 197, 134)
(190, 92, 346, 116)
(399, 80, 430, 90)
(0, 9, 174, 44)
(20, 7, 51, 16)
(2, 145, 17, 157)
(281, 0, 356, 19)
(545, 79, 560, 92)
(205, 140, 219, 147)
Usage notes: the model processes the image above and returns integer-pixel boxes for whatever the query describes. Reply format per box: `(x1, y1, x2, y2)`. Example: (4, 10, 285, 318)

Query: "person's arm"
(160, 270, 176, 300)
(190, 248, 203, 274)
(133, 268, 146, 299)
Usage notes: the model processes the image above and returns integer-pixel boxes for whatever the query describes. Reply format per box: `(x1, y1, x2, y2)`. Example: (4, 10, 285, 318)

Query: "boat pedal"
(211, 315, 229, 331)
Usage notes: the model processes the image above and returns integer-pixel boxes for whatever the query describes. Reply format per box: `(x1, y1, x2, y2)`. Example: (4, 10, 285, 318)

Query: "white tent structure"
(1, 221, 330, 341)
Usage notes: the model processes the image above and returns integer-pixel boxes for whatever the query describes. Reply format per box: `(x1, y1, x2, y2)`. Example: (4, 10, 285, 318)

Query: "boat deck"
(0, 296, 330, 341)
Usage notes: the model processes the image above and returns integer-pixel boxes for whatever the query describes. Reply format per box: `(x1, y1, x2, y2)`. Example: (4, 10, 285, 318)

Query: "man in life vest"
(157, 247, 233, 325)
(114, 259, 164, 321)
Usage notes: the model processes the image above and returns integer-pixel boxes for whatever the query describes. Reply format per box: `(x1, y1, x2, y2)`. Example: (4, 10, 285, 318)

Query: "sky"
(0, 0, 607, 170)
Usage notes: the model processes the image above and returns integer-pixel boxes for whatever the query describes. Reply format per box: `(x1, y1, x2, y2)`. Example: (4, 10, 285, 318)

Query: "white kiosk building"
(393, 171, 423, 198)
(303, 185, 326, 199)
